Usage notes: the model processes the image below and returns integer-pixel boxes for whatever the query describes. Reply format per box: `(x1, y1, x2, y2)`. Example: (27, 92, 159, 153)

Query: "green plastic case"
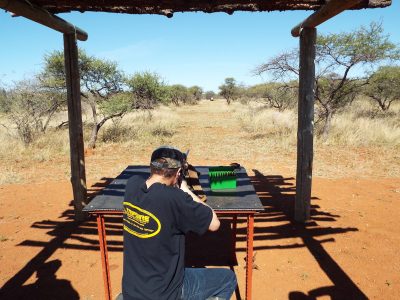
(208, 166, 237, 190)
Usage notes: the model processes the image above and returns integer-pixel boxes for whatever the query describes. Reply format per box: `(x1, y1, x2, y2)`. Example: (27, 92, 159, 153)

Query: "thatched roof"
(31, 0, 391, 17)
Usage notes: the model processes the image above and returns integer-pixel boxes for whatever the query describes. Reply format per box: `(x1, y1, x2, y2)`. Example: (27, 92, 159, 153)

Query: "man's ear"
(176, 168, 182, 178)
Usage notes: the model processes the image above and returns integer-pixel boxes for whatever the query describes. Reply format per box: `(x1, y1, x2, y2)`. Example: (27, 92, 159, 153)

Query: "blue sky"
(1, 2, 399, 92)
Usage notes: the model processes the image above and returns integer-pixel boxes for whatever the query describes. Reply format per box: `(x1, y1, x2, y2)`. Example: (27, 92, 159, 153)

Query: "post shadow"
(246, 169, 368, 299)
(7, 259, 79, 300)
(0, 206, 82, 299)
(0, 177, 123, 298)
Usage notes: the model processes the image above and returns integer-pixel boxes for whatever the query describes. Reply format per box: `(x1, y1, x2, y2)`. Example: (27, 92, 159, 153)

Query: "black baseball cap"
(150, 146, 184, 169)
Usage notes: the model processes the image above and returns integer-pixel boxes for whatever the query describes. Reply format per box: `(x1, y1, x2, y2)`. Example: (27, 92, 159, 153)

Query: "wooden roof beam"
(291, 0, 362, 37)
(0, 0, 88, 41)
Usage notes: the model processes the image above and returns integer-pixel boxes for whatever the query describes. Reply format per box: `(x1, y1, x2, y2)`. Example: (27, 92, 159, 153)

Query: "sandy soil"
(0, 100, 399, 300)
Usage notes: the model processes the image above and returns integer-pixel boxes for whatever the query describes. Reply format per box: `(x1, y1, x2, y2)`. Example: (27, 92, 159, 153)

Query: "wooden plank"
(295, 27, 316, 223)
(0, 0, 87, 41)
(291, 0, 362, 37)
(22, 0, 392, 15)
(64, 33, 87, 221)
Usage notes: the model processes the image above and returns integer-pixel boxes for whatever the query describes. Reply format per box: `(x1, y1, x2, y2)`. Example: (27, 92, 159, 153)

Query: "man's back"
(122, 175, 212, 300)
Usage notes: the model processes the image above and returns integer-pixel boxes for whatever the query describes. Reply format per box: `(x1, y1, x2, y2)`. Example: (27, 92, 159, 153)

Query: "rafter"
(291, 0, 363, 37)
(0, 0, 88, 41)
(20, 0, 392, 16)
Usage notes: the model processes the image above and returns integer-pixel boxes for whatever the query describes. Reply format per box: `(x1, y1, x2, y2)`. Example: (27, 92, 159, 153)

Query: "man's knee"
(218, 268, 237, 298)
(115, 293, 123, 300)
(225, 269, 237, 287)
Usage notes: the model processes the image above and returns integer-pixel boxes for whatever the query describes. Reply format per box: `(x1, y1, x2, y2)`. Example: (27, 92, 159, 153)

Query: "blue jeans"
(181, 268, 237, 300)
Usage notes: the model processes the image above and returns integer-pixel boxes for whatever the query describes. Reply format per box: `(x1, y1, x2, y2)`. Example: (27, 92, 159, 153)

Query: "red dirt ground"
(0, 100, 399, 299)
(0, 172, 399, 299)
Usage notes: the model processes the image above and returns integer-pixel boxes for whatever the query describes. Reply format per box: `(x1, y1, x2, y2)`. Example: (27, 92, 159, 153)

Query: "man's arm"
(180, 180, 220, 232)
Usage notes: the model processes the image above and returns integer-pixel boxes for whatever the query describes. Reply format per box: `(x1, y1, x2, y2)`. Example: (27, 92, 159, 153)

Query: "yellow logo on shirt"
(123, 202, 161, 238)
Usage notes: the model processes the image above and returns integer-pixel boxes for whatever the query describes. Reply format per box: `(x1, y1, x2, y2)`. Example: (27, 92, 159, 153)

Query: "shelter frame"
(0, 0, 392, 299)
(0, 1, 391, 220)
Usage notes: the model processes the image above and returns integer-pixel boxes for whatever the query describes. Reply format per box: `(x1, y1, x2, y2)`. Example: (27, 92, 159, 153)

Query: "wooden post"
(64, 33, 87, 221)
(0, 0, 88, 41)
(295, 27, 316, 223)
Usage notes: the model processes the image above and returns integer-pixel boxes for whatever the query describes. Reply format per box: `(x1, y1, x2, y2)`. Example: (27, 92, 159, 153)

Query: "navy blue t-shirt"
(122, 175, 213, 300)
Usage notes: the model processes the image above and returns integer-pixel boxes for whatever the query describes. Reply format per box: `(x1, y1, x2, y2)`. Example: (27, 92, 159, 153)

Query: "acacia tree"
(127, 71, 167, 110)
(42, 50, 128, 148)
(364, 65, 400, 111)
(246, 82, 297, 111)
(205, 90, 216, 100)
(219, 77, 240, 105)
(255, 22, 400, 138)
(188, 86, 203, 103)
(1, 79, 65, 144)
(0, 86, 10, 114)
(166, 84, 190, 106)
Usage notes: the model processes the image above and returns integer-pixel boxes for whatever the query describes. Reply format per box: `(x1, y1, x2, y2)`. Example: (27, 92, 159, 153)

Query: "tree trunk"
(87, 110, 126, 149)
(321, 109, 333, 140)
(146, 110, 153, 121)
(380, 97, 389, 111)
(42, 107, 57, 132)
(172, 98, 179, 106)
(87, 100, 98, 149)
(88, 123, 99, 149)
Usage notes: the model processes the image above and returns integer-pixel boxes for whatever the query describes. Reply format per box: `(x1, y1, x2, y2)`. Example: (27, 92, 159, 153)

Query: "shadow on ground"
(0, 177, 235, 299)
(1, 172, 368, 299)
(0, 177, 115, 299)
(248, 169, 368, 300)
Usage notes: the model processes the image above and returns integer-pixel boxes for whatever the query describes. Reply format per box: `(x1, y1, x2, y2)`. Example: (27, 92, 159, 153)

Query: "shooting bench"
(83, 165, 264, 300)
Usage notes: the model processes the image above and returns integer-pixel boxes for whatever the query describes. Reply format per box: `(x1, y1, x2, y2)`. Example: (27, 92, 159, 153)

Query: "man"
(120, 146, 237, 300)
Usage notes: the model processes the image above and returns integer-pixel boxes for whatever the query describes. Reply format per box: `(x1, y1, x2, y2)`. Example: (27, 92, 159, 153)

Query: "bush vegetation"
(0, 22, 399, 181)
(254, 22, 400, 139)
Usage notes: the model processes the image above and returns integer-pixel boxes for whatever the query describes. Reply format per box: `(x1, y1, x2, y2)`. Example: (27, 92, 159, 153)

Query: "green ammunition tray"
(208, 166, 237, 190)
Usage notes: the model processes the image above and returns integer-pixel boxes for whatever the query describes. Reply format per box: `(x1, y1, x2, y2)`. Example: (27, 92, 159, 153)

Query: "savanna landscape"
(1, 95, 399, 299)
(1, 20, 400, 300)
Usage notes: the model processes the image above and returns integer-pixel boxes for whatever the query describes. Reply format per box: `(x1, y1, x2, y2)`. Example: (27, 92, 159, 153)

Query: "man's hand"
(179, 179, 190, 193)
(180, 178, 220, 231)
(180, 179, 204, 203)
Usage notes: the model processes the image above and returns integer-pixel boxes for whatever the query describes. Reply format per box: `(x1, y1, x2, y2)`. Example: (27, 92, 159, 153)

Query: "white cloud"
(96, 38, 164, 61)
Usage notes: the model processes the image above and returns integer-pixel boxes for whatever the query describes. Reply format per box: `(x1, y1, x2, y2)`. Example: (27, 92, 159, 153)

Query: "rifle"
(179, 150, 207, 202)
(177, 150, 189, 188)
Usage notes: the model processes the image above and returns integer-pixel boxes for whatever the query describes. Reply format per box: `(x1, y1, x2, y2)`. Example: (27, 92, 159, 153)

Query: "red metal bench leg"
(97, 214, 112, 300)
(231, 214, 238, 264)
(245, 214, 254, 300)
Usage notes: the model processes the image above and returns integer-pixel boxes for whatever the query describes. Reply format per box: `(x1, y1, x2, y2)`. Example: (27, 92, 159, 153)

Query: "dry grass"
(0, 168, 23, 185)
(236, 103, 297, 152)
(325, 115, 400, 146)
(99, 106, 178, 147)
(234, 98, 400, 149)
(0, 127, 70, 162)
(0, 98, 399, 184)
(316, 98, 400, 147)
